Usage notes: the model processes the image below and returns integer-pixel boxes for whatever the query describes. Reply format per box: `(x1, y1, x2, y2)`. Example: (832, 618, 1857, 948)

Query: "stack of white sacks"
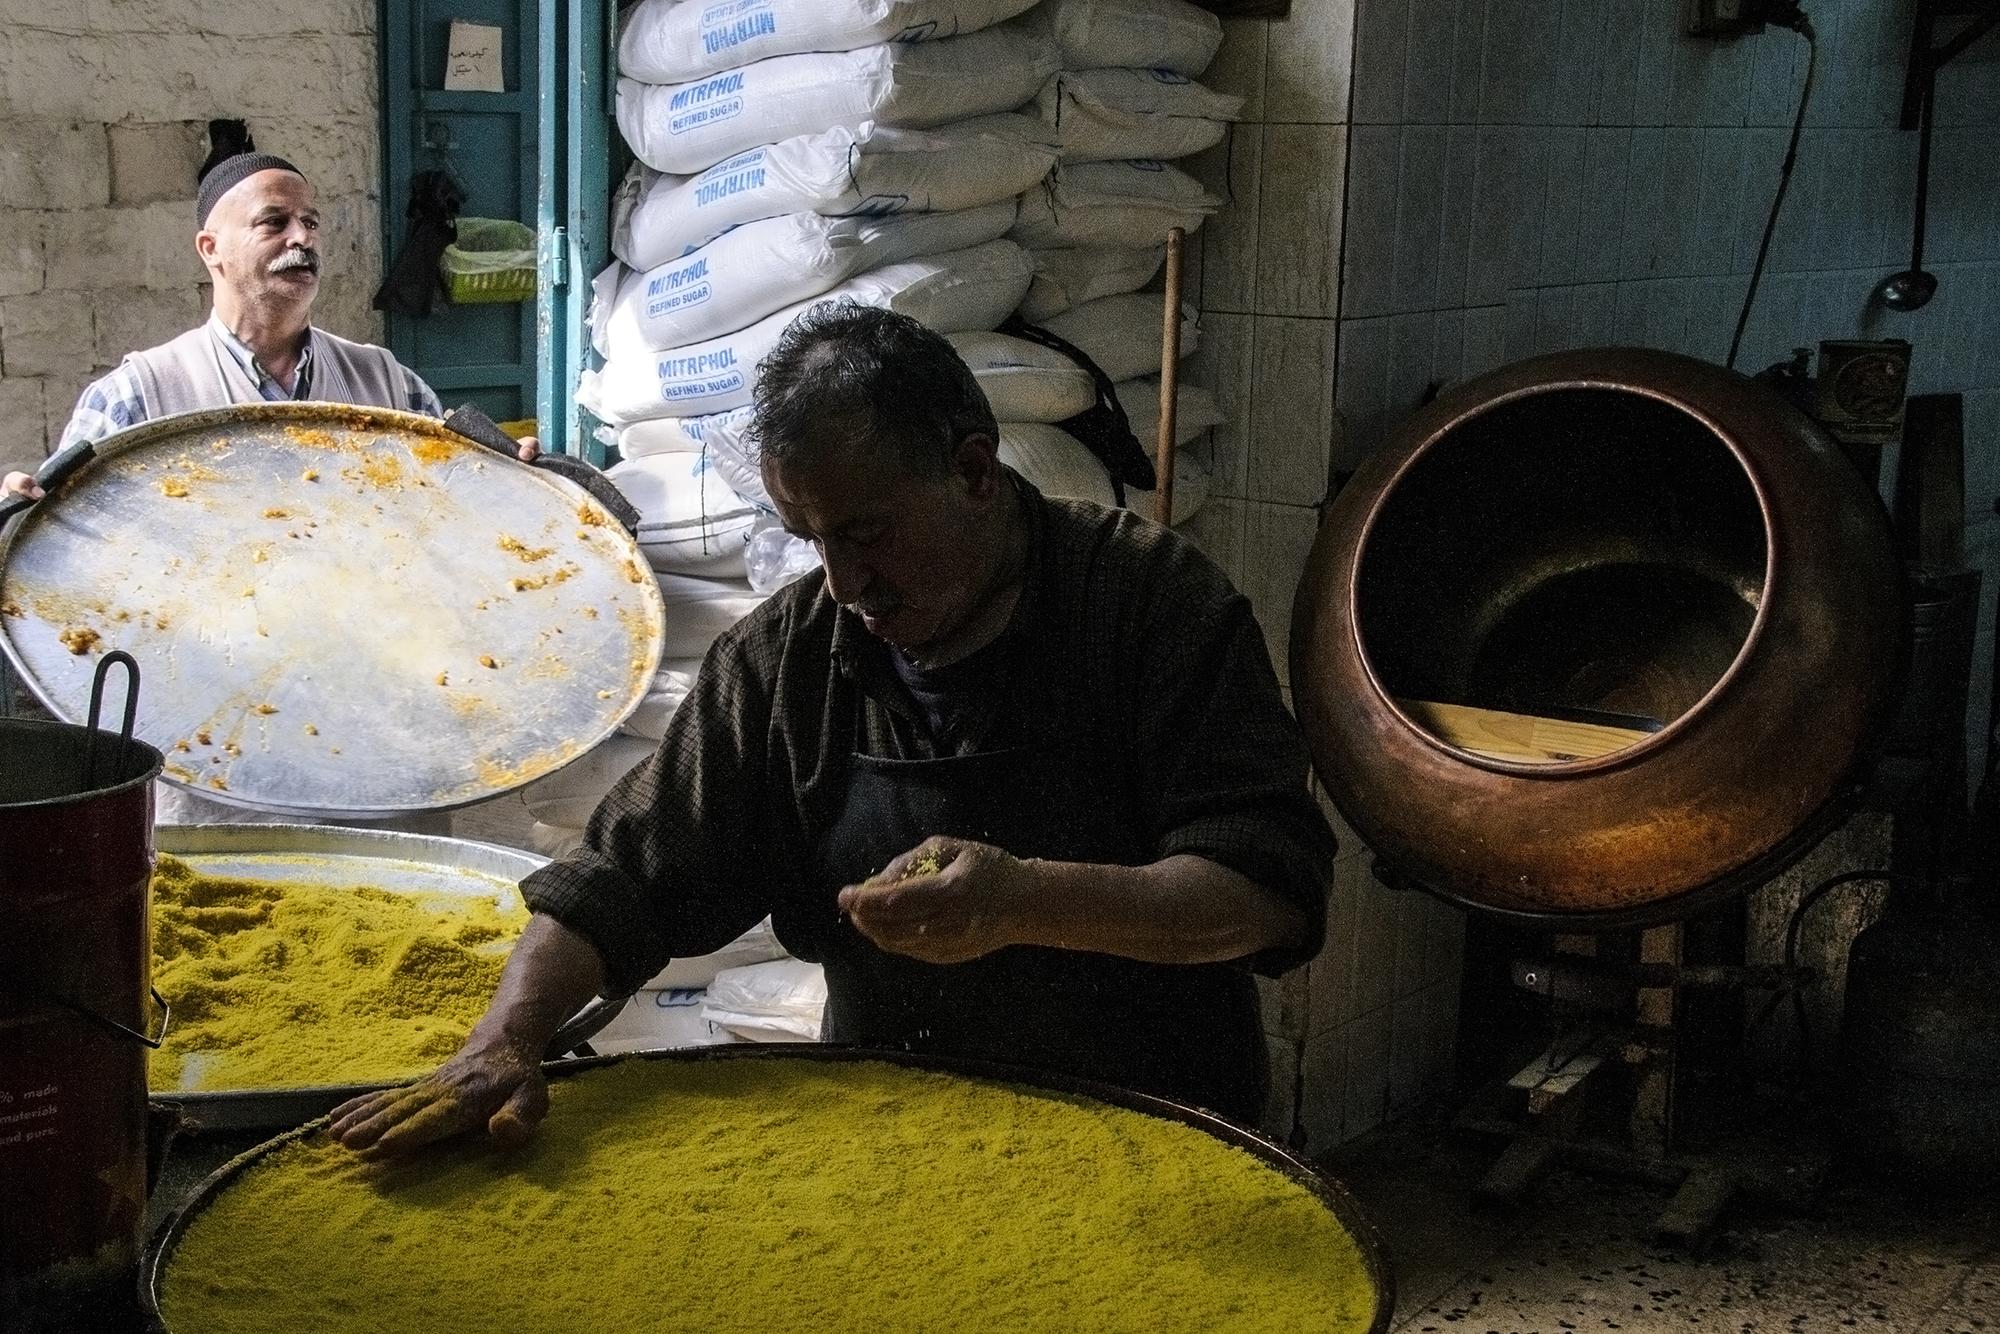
(529, 0, 1244, 1040)
(583, 0, 1064, 442)
(981, 0, 1236, 522)
(536, 0, 1068, 859)
(586, 918, 829, 1052)
(528, 0, 1069, 1035)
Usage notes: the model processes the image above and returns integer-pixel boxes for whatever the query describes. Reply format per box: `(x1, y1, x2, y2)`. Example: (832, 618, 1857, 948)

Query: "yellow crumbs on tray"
(158, 1059, 1380, 1334)
(497, 533, 554, 562)
(148, 854, 526, 1093)
(411, 437, 460, 466)
(509, 565, 576, 593)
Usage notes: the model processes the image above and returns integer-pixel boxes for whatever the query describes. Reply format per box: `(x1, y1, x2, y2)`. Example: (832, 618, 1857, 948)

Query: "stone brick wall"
(0, 0, 382, 481)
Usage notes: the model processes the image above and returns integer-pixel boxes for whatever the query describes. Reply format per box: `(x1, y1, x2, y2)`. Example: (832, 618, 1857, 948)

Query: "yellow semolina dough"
(159, 1058, 1382, 1334)
(149, 853, 525, 1092)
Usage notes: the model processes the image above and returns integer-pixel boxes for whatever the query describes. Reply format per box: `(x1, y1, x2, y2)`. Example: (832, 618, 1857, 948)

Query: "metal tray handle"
(0, 436, 98, 526)
(6, 980, 173, 1049)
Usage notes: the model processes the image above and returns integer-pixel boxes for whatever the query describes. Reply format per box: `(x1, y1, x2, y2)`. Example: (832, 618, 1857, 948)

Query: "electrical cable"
(1764, 868, 1902, 1081)
(1724, 10, 1819, 371)
(1908, 54, 1935, 283)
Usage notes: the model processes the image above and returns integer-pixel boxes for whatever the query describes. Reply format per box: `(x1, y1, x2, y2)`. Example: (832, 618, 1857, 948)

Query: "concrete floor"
(1325, 1112, 1998, 1334)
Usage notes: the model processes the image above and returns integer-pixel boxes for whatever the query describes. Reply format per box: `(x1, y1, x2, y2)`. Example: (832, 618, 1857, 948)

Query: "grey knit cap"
(196, 153, 306, 227)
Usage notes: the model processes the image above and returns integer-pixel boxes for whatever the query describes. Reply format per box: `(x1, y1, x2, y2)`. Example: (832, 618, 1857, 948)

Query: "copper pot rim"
(1344, 371, 1781, 780)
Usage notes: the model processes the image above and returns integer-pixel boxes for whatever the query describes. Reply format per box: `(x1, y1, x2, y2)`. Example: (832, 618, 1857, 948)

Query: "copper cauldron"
(1291, 349, 1899, 926)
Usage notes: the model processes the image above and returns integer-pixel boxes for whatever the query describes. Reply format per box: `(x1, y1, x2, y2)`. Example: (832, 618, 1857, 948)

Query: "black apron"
(779, 742, 1268, 1124)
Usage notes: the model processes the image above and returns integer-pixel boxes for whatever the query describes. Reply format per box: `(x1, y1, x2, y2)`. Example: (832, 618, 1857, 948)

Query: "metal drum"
(1839, 915, 2000, 1186)
(1291, 348, 1900, 925)
(1, 659, 167, 1330)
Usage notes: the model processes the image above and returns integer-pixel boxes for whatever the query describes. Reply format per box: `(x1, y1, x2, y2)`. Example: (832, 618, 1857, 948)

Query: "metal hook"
(423, 120, 472, 199)
(82, 649, 141, 791)
(0, 977, 173, 1049)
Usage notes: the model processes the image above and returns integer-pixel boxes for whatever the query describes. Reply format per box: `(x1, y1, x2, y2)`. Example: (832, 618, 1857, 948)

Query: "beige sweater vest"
(125, 322, 412, 417)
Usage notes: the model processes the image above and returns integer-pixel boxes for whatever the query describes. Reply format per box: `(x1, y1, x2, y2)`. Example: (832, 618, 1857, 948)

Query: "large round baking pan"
(0, 402, 665, 820)
(143, 1045, 1395, 1333)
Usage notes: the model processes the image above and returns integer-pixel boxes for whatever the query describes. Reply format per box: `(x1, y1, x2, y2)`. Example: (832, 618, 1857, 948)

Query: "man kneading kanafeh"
(331, 303, 1338, 1150)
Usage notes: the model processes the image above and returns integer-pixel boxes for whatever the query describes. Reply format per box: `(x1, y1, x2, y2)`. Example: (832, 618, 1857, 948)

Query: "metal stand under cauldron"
(1450, 914, 1832, 1247)
(1290, 348, 1904, 1248)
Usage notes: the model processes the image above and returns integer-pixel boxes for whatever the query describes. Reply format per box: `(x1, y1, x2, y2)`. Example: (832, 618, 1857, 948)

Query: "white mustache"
(269, 249, 319, 275)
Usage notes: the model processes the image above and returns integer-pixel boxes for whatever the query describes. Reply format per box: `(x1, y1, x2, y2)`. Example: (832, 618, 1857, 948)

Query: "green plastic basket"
(441, 218, 537, 304)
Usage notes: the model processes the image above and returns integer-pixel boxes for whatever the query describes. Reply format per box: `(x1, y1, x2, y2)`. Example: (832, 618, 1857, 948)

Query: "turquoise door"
(379, 0, 539, 427)
(535, 0, 619, 462)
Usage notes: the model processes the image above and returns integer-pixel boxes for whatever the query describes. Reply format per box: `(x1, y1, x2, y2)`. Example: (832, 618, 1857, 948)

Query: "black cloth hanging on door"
(997, 315, 1157, 504)
(198, 119, 258, 186)
(372, 170, 466, 318)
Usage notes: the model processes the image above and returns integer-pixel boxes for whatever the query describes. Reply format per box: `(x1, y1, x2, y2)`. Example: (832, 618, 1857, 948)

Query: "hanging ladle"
(1878, 67, 1938, 312)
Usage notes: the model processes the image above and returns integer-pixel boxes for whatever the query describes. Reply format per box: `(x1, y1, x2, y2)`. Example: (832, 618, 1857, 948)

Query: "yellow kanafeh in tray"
(149, 853, 526, 1093)
(154, 1054, 1388, 1334)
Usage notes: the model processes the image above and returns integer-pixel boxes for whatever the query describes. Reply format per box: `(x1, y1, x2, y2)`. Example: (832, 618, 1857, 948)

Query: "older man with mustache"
(3, 151, 539, 831)
(4, 151, 536, 501)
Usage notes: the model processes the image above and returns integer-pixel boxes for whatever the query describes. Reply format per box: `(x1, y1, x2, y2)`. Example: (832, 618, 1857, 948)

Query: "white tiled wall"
(1192, 0, 1477, 1155)
(1184, 3, 1356, 693)
(1299, 790, 1465, 1149)
(1206, 0, 1998, 1151)
(1337, 0, 2000, 775)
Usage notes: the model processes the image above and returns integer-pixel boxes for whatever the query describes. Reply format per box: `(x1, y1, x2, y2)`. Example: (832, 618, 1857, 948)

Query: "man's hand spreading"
(326, 913, 607, 1161)
(515, 436, 542, 464)
(837, 837, 1031, 965)
(326, 1037, 547, 1159)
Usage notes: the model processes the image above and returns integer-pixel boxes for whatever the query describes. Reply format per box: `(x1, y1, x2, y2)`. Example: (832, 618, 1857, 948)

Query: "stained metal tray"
(0, 403, 665, 819)
(142, 1046, 1395, 1334)
(152, 824, 624, 1132)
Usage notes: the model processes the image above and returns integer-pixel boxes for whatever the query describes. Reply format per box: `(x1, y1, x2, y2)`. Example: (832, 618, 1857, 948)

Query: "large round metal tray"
(142, 1046, 1395, 1333)
(152, 824, 625, 1132)
(0, 403, 666, 819)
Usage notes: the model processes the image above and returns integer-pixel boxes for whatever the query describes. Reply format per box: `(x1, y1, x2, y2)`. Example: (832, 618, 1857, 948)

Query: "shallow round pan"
(0, 403, 665, 820)
(144, 1045, 1395, 1333)
(151, 823, 624, 1132)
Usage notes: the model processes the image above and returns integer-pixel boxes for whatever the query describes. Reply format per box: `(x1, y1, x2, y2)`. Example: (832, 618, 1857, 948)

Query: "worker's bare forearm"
(465, 913, 609, 1057)
(1011, 854, 1306, 964)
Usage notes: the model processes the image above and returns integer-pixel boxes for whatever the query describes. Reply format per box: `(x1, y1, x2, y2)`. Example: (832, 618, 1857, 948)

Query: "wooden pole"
(1629, 922, 1683, 1161)
(1154, 227, 1185, 527)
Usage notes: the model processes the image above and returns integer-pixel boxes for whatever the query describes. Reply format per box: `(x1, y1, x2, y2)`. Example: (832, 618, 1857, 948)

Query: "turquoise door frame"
(535, 0, 619, 463)
(378, 0, 539, 427)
